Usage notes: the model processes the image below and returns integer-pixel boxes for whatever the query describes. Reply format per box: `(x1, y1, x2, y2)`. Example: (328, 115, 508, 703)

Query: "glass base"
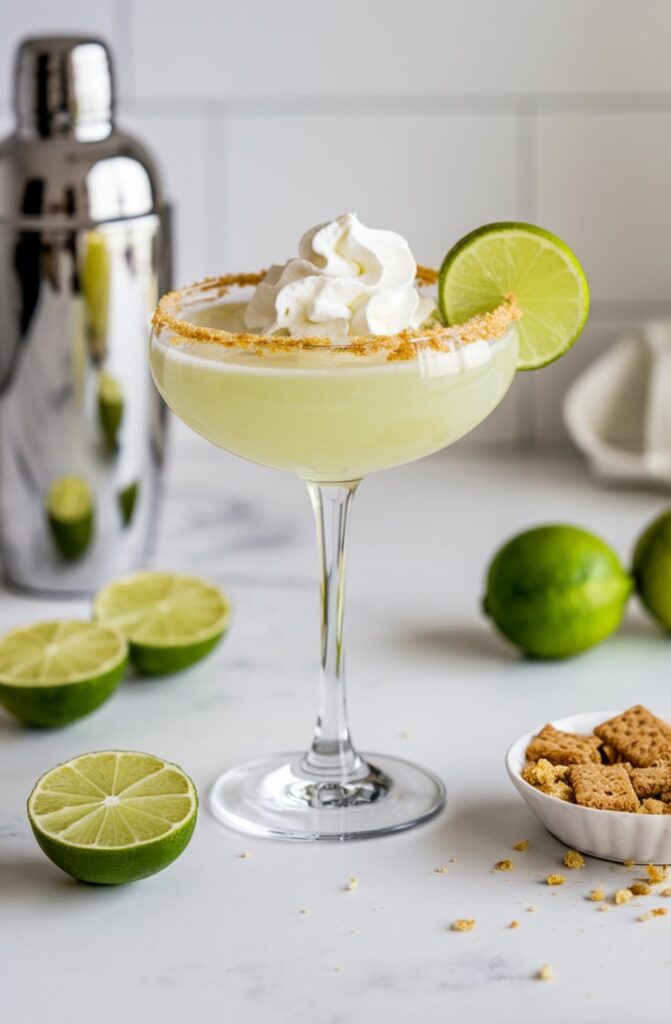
(209, 752, 446, 841)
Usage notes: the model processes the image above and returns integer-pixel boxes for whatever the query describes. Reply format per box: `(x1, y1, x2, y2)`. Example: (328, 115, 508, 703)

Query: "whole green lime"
(632, 510, 671, 630)
(483, 525, 632, 658)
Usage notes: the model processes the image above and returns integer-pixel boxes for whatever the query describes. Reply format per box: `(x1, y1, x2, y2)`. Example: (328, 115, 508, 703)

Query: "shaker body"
(0, 210, 170, 593)
(0, 37, 171, 593)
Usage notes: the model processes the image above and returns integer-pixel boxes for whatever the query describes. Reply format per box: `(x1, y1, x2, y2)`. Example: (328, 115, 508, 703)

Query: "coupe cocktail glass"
(150, 269, 520, 840)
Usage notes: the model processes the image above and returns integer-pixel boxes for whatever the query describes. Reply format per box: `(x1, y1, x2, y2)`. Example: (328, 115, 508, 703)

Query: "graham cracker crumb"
(598, 904, 609, 912)
(495, 859, 514, 872)
(589, 889, 605, 902)
(661, 888, 671, 897)
(639, 911, 652, 922)
(646, 864, 668, 884)
(536, 964, 555, 982)
(614, 889, 633, 905)
(624, 859, 635, 867)
(652, 907, 668, 917)
(452, 919, 475, 932)
(513, 839, 530, 852)
(564, 850, 586, 869)
(344, 877, 359, 892)
(449, 858, 457, 864)
(508, 920, 521, 929)
(546, 874, 566, 886)
(527, 905, 538, 912)
(434, 866, 448, 875)
(299, 909, 311, 915)
(240, 851, 252, 859)
(629, 882, 651, 896)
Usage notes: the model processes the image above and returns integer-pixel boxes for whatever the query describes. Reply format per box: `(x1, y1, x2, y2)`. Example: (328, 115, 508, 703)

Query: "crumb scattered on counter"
(588, 889, 605, 902)
(450, 858, 458, 864)
(495, 859, 513, 872)
(536, 964, 555, 981)
(637, 909, 666, 921)
(345, 877, 359, 892)
(527, 905, 538, 912)
(646, 864, 668, 884)
(661, 888, 671, 897)
(434, 866, 448, 875)
(564, 850, 585, 869)
(508, 920, 520, 929)
(513, 839, 529, 852)
(452, 919, 475, 932)
(630, 882, 651, 896)
(400, 729, 412, 739)
(614, 889, 633, 905)
(546, 874, 566, 886)
(299, 909, 311, 915)
(598, 904, 609, 912)
(623, 859, 635, 867)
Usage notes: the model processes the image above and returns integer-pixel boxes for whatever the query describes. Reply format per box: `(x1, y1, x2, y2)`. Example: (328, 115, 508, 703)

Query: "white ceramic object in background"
(506, 710, 671, 864)
(563, 323, 671, 485)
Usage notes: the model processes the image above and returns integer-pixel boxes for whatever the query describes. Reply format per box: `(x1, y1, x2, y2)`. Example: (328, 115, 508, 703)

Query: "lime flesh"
(0, 620, 127, 727)
(484, 525, 632, 658)
(93, 571, 230, 675)
(439, 222, 590, 371)
(28, 751, 198, 884)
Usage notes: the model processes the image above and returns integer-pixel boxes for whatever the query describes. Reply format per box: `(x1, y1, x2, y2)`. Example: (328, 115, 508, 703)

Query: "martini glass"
(150, 268, 520, 840)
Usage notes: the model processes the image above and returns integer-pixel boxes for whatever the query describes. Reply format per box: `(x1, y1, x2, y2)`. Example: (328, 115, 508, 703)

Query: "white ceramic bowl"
(506, 710, 671, 864)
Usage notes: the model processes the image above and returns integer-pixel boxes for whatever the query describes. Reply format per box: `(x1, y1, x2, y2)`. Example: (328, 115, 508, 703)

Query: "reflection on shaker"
(97, 370, 124, 450)
(118, 480, 139, 528)
(80, 230, 111, 361)
(46, 475, 95, 561)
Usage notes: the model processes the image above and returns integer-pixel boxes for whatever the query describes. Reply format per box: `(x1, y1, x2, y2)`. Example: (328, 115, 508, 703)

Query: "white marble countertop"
(2, 436, 671, 1024)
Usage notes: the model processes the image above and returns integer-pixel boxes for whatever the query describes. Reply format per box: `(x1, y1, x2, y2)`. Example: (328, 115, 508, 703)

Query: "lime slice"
(28, 750, 198, 884)
(46, 475, 94, 560)
(93, 571, 230, 675)
(97, 371, 124, 450)
(438, 222, 590, 371)
(0, 620, 127, 727)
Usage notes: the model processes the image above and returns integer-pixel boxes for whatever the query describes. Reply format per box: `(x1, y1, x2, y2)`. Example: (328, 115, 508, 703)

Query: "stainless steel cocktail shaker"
(0, 37, 171, 593)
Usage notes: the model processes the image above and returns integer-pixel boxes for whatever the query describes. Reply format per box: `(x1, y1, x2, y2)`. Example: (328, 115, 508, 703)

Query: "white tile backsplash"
(120, 109, 211, 286)
(223, 113, 519, 271)
(130, 0, 671, 101)
(536, 112, 671, 305)
(1, 1, 671, 446)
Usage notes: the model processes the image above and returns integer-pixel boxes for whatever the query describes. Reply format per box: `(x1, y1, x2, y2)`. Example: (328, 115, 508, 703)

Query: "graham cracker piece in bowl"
(526, 724, 602, 766)
(570, 764, 640, 813)
(594, 706, 671, 768)
(629, 765, 671, 798)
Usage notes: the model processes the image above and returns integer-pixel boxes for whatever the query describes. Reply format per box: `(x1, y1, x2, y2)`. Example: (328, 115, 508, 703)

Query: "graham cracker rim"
(151, 267, 522, 361)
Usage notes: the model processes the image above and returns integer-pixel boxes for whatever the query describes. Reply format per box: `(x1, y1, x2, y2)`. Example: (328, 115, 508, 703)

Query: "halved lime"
(0, 620, 127, 727)
(28, 751, 198, 884)
(97, 371, 124, 450)
(93, 571, 230, 675)
(46, 475, 94, 560)
(438, 222, 590, 370)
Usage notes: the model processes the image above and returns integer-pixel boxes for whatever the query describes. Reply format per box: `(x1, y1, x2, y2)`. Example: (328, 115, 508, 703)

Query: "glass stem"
(302, 482, 367, 781)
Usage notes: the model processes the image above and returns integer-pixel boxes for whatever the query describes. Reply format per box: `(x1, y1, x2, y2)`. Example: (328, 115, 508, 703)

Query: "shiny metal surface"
(0, 37, 171, 593)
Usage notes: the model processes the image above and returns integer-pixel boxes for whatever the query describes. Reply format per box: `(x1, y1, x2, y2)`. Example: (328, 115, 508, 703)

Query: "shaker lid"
(13, 36, 115, 139)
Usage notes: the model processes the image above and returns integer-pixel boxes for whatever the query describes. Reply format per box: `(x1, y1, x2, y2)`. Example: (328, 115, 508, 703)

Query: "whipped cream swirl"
(244, 213, 436, 340)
